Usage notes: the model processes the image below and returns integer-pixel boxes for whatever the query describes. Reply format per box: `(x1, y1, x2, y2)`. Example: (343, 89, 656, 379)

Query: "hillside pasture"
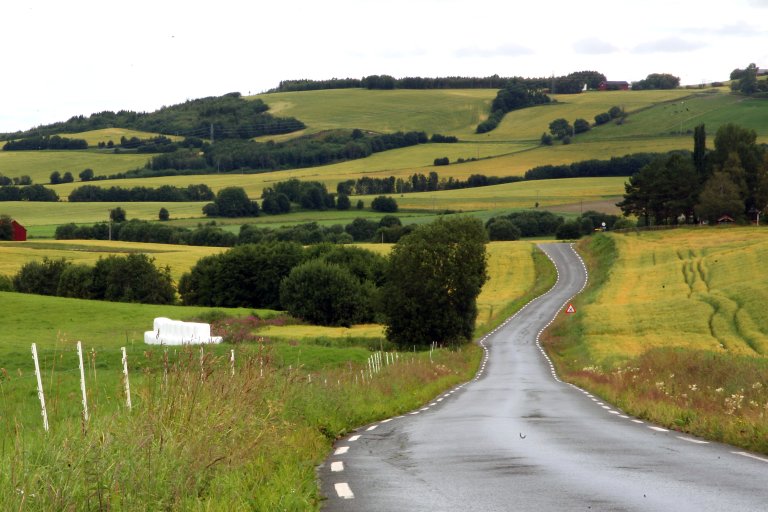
(256, 88, 495, 138)
(578, 227, 768, 364)
(0, 150, 148, 184)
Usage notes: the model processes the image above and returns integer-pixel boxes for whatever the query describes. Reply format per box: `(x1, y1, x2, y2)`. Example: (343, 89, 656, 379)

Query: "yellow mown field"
(580, 227, 768, 363)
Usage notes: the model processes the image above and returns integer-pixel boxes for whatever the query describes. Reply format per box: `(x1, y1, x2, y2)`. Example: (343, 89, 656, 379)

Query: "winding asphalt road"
(319, 243, 768, 511)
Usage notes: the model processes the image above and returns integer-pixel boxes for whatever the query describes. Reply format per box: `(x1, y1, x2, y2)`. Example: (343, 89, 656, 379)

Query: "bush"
(90, 254, 175, 304)
(433, 157, 450, 166)
(0, 274, 13, 291)
(159, 207, 170, 221)
(486, 218, 521, 241)
(13, 257, 71, 296)
(57, 264, 94, 299)
(279, 260, 375, 326)
(371, 196, 398, 213)
(555, 221, 582, 240)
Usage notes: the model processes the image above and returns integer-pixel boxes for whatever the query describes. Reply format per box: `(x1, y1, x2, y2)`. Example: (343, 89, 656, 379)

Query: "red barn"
(11, 220, 26, 241)
(598, 81, 630, 91)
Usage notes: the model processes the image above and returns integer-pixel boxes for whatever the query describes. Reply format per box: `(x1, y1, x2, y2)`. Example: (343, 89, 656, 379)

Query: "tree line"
(9, 254, 175, 305)
(525, 153, 663, 180)
(0, 185, 59, 201)
(55, 215, 415, 247)
(269, 71, 606, 93)
(337, 171, 522, 196)
(68, 184, 214, 202)
(3, 135, 88, 151)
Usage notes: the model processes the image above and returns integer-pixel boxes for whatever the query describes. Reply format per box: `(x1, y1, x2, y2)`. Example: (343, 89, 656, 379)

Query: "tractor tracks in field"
(677, 249, 763, 355)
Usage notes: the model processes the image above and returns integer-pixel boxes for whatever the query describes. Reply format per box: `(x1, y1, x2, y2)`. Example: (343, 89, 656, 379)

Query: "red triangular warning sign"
(565, 303, 576, 314)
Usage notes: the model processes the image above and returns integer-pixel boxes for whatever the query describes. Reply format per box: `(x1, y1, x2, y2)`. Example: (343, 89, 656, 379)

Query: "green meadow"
(0, 150, 149, 184)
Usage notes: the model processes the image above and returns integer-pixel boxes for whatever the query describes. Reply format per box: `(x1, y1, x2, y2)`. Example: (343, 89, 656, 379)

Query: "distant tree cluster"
(3, 135, 88, 151)
(0, 185, 59, 201)
(0, 174, 32, 186)
(594, 106, 625, 126)
(477, 80, 551, 133)
(68, 184, 214, 202)
(730, 63, 768, 96)
(11, 255, 174, 304)
(631, 73, 681, 90)
(524, 153, 661, 180)
(0, 93, 304, 142)
(485, 210, 626, 241)
(618, 123, 768, 225)
(337, 171, 521, 196)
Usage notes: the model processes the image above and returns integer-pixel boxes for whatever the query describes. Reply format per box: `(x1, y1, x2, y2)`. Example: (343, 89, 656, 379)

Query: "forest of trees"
(0, 93, 304, 142)
(617, 123, 768, 225)
(0, 185, 59, 201)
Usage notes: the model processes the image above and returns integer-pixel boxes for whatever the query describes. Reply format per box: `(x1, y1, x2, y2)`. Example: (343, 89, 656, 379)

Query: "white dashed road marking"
(331, 461, 344, 472)
(349, 435, 360, 442)
(677, 436, 709, 444)
(335, 482, 354, 499)
(648, 426, 668, 432)
(334, 446, 349, 455)
(733, 451, 768, 463)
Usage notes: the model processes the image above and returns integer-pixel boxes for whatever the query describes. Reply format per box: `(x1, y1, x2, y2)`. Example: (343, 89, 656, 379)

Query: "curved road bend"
(319, 243, 768, 512)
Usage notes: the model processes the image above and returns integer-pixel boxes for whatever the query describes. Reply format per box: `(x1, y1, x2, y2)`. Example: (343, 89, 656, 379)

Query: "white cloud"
(455, 44, 534, 58)
(632, 37, 707, 54)
(573, 38, 620, 55)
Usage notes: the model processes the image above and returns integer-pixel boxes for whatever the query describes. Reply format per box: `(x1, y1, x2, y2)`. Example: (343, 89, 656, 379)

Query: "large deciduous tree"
(381, 217, 488, 348)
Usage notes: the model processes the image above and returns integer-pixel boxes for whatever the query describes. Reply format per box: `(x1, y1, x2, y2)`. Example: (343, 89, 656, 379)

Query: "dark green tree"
(345, 217, 379, 241)
(62, 171, 74, 183)
(573, 118, 591, 134)
(159, 207, 170, 221)
(693, 124, 707, 180)
(206, 187, 259, 217)
(549, 119, 573, 140)
(50, 171, 62, 185)
(90, 254, 174, 304)
(371, 196, 398, 213)
(694, 171, 745, 223)
(486, 218, 521, 241)
(381, 217, 488, 348)
(110, 207, 126, 222)
(13, 257, 71, 296)
(0, 215, 12, 240)
(79, 168, 94, 181)
(279, 260, 375, 326)
(336, 193, 351, 210)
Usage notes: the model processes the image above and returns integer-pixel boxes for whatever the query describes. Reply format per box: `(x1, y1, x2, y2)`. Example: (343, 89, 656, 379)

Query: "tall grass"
(0, 341, 480, 510)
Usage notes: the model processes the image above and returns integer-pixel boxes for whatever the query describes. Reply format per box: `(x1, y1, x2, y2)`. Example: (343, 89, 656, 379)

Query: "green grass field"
(0, 150, 148, 184)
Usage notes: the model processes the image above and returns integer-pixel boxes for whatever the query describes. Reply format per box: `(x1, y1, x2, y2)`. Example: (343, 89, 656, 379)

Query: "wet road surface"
(320, 243, 768, 511)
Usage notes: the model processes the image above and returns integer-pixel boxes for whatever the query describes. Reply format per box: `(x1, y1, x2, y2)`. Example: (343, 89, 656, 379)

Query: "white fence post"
(77, 341, 89, 423)
(31, 343, 49, 432)
(230, 349, 235, 377)
(121, 347, 132, 411)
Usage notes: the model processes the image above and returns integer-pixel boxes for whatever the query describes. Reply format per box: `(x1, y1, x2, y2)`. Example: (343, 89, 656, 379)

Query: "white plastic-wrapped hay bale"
(144, 317, 223, 345)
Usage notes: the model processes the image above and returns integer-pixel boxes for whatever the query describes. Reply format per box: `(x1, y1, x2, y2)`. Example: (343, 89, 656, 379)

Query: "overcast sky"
(1, 0, 766, 132)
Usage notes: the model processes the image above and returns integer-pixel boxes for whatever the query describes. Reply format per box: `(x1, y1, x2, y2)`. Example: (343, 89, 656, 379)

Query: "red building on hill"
(11, 220, 26, 241)
(598, 80, 630, 91)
